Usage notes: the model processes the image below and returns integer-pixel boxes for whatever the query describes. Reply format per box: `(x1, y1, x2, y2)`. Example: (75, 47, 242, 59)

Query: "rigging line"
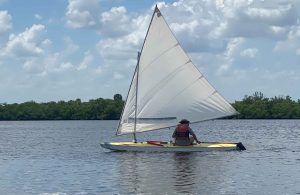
(139, 5, 160, 60)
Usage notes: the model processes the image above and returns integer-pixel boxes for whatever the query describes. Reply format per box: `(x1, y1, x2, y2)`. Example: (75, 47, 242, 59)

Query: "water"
(0, 120, 300, 195)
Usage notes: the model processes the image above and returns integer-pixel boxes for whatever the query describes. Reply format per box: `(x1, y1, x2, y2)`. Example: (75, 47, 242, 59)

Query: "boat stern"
(236, 142, 246, 150)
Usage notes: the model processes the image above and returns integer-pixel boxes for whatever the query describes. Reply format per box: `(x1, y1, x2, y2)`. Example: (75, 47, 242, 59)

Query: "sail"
(116, 6, 237, 135)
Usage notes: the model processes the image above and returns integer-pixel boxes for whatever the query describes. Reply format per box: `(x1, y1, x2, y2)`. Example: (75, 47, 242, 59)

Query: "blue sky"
(0, 0, 300, 103)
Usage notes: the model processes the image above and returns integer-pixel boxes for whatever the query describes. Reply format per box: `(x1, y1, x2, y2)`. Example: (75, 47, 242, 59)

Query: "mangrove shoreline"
(1, 92, 300, 120)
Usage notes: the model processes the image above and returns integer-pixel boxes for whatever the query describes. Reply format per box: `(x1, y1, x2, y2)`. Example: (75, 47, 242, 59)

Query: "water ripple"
(1, 120, 300, 194)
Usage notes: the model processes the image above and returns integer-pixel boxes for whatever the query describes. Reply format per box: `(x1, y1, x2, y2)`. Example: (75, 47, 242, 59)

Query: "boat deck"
(101, 141, 246, 152)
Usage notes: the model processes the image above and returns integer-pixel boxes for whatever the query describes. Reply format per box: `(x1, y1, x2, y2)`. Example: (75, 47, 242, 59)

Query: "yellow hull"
(100, 141, 246, 152)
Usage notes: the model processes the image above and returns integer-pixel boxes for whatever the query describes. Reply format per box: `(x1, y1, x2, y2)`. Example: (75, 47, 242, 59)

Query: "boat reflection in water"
(112, 152, 229, 194)
(172, 153, 198, 194)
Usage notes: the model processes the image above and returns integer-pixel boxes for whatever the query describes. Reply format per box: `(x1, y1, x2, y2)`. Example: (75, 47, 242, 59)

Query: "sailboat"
(101, 6, 246, 152)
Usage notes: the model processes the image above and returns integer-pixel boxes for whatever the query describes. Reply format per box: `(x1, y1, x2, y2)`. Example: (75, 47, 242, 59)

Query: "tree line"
(232, 92, 300, 119)
(0, 94, 124, 120)
(1, 92, 300, 120)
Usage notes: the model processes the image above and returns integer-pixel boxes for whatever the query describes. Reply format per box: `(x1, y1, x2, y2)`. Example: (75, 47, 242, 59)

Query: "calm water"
(0, 120, 300, 195)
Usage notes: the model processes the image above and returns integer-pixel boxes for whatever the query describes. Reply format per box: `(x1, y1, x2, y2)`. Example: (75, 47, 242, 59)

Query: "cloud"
(100, 6, 131, 37)
(3, 24, 46, 57)
(22, 53, 75, 75)
(65, 0, 100, 29)
(65, 0, 148, 38)
(77, 51, 93, 70)
(221, 1, 299, 38)
(2, 0, 300, 103)
(274, 25, 300, 55)
(245, 4, 293, 23)
(60, 37, 79, 57)
(63, 0, 300, 55)
(0, 11, 12, 34)
(240, 48, 258, 58)
(84, 0, 300, 93)
(113, 72, 124, 80)
(34, 14, 43, 20)
(216, 37, 244, 75)
(21, 37, 80, 75)
(0, 22, 82, 75)
(95, 11, 150, 65)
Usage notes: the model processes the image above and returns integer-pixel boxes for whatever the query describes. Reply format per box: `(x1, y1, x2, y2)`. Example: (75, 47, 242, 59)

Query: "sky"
(0, 0, 300, 103)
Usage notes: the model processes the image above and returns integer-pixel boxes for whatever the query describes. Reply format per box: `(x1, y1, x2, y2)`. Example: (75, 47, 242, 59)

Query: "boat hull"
(100, 141, 246, 152)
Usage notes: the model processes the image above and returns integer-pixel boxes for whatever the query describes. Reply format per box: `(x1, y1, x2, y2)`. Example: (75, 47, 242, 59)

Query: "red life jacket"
(175, 124, 189, 138)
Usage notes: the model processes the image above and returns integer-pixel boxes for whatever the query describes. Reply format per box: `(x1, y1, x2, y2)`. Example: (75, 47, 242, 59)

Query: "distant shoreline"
(1, 92, 300, 120)
(1, 118, 300, 121)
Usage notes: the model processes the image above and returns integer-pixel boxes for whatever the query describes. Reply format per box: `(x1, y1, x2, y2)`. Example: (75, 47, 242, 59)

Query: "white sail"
(116, 6, 237, 135)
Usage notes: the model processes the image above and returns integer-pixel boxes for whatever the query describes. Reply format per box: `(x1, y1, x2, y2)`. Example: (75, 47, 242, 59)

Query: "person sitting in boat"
(172, 119, 201, 146)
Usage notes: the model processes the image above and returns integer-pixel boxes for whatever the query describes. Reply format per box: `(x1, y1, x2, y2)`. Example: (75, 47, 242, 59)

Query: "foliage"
(232, 92, 300, 119)
(1, 92, 300, 120)
(0, 94, 124, 120)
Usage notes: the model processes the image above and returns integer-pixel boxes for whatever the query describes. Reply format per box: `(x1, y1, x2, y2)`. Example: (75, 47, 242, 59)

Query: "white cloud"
(59, 62, 74, 71)
(34, 14, 43, 20)
(245, 4, 292, 22)
(85, 0, 300, 96)
(77, 51, 93, 70)
(65, 0, 100, 29)
(100, 6, 131, 37)
(0, 23, 81, 75)
(240, 48, 258, 58)
(21, 37, 80, 74)
(2, 0, 300, 103)
(65, 0, 149, 38)
(216, 37, 244, 75)
(219, 1, 298, 39)
(269, 25, 286, 35)
(274, 25, 300, 54)
(95, 11, 150, 64)
(60, 37, 79, 57)
(97, 37, 137, 60)
(0, 11, 12, 34)
(63, 0, 300, 54)
(23, 58, 45, 74)
(113, 72, 124, 80)
(95, 66, 103, 74)
(41, 39, 52, 48)
(3, 24, 46, 57)
(22, 52, 75, 75)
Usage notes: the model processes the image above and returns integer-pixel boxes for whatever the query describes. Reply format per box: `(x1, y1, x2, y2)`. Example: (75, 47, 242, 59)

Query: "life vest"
(175, 124, 189, 138)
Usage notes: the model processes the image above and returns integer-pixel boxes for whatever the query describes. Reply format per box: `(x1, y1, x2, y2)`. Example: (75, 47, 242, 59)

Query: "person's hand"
(197, 140, 201, 144)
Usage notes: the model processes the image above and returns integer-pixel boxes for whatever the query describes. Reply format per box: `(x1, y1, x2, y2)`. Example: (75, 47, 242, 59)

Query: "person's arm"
(172, 127, 177, 138)
(189, 128, 201, 143)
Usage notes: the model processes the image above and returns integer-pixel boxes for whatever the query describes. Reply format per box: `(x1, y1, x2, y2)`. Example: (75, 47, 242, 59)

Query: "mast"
(132, 7, 160, 141)
(133, 52, 141, 142)
(115, 6, 159, 136)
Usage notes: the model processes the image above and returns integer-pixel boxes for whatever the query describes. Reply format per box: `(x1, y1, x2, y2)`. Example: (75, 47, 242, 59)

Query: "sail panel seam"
(140, 43, 179, 74)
